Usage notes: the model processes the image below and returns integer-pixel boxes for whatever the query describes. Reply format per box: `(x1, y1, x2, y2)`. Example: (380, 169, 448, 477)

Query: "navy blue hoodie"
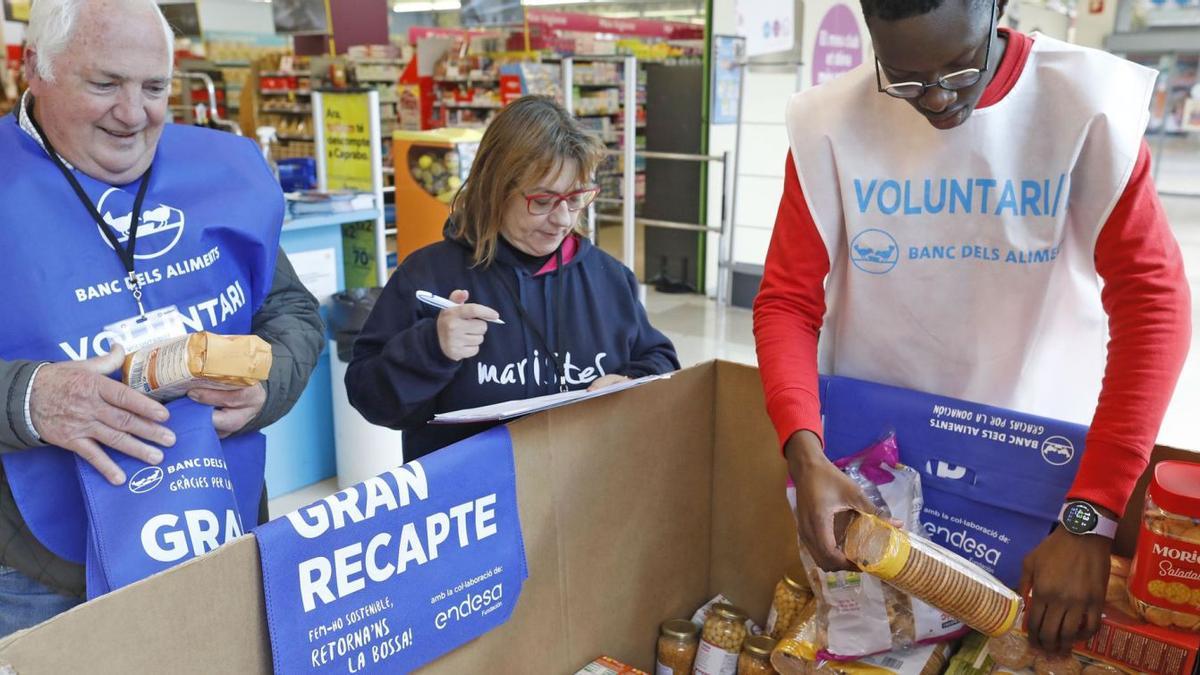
(346, 222, 680, 460)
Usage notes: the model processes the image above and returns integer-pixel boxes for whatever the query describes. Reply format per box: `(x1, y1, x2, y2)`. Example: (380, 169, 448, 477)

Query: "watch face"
(1062, 502, 1099, 535)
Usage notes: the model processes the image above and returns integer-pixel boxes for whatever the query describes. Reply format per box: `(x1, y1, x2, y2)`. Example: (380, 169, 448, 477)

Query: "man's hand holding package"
(189, 383, 266, 438)
(1021, 517, 1113, 656)
(29, 346, 173, 486)
(786, 429, 879, 571)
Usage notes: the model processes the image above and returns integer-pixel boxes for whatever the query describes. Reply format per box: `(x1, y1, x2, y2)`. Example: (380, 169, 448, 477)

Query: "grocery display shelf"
(434, 102, 503, 110)
(260, 90, 312, 96)
(434, 77, 500, 84)
(277, 134, 315, 142)
(261, 108, 314, 115)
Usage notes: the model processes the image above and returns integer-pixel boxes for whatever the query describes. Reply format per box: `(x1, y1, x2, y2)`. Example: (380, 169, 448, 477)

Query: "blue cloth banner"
(256, 425, 527, 674)
(76, 398, 254, 598)
(818, 376, 1086, 588)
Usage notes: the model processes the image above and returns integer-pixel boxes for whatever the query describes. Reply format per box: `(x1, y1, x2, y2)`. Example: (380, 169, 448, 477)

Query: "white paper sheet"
(429, 374, 671, 424)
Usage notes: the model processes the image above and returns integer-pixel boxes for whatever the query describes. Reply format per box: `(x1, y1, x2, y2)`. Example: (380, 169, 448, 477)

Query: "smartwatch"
(1058, 500, 1119, 538)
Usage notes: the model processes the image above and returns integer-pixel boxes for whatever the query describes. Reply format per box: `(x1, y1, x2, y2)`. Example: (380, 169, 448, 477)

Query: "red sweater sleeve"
(753, 152, 830, 449)
(1066, 140, 1192, 516)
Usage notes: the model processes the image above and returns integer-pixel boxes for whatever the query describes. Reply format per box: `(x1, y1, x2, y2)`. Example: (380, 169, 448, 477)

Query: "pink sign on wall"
(811, 4, 864, 87)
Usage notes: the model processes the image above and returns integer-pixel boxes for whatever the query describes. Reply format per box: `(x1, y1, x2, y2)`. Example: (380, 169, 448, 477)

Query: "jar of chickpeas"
(692, 603, 748, 675)
(767, 564, 812, 639)
(737, 635, 779, 675)
(656, 619, 699, 675)
(1128, 461, 1200, 632)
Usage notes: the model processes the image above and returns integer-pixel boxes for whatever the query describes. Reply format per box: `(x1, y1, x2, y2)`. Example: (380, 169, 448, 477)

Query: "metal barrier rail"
(172, 72, 241, 136)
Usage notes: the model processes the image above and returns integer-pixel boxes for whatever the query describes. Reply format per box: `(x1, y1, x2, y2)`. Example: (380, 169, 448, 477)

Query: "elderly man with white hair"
(0, 0, 323, 634)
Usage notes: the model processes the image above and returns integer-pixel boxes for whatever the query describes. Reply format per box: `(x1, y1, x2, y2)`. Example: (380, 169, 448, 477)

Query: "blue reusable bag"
(818, 376, 1087, 588)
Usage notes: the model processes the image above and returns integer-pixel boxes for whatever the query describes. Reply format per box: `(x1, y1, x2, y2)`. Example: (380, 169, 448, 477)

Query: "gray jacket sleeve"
(0, 360, 45, 453)
(243, 247, 326, 434)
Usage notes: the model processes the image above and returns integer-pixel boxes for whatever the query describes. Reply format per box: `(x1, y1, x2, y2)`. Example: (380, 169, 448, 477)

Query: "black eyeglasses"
(875, 0, 998, 99)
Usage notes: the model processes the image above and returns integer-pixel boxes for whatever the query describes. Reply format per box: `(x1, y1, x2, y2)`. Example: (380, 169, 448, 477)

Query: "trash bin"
(328, 288, 405, 488)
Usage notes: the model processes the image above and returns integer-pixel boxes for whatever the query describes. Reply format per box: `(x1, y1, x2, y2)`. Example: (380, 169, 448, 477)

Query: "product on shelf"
(1127, 461, 1200, 631)
(841, 511, 1023, 638)
(655, 618, 698, 675)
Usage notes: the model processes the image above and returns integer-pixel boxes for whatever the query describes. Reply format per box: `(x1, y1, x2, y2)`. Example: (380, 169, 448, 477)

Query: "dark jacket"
(346, 224, 679, 461)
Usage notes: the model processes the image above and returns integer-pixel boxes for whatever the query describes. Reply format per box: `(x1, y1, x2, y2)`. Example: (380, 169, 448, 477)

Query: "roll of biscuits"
(841, 511, 1022, 637)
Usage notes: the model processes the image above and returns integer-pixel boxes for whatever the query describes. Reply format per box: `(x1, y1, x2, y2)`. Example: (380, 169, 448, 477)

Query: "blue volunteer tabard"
(818, 376, 1088, 588)
(255, 426, 528, 674)
(0, 115, 282, 582)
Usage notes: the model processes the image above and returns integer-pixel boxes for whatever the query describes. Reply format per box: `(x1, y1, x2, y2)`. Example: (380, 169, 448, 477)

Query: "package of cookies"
(840, 511, 1022, 637)
(122, 332, 272, 402)
(787, 434, 966, 661)
(1128, 461, 1200, 632)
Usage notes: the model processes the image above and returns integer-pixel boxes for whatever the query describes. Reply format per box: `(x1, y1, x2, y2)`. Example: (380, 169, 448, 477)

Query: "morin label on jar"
(1130, 527, 1200, 614)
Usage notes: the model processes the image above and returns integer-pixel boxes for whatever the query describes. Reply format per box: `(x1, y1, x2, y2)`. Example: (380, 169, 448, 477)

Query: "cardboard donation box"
(0, 361, 1196, 674)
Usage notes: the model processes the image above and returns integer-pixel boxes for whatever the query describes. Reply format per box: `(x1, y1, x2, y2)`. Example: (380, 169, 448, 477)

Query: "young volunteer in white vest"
(754, 0, 1191, 656)
(0, 0, 323, 634)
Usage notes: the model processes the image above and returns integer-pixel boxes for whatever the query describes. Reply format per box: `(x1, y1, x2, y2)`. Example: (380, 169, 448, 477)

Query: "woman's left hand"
(587, 374, 631, 392)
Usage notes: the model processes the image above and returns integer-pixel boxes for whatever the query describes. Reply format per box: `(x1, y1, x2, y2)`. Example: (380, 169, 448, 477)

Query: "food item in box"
(695, 603, 749, 675)
(657, 619, 699, 674)
(1032, 653, 1082, 675)
(989, 630, 1036, 670)
(575, 656, 648, 674)
(1127, 461, 1200, 632)
(771, 599, 820, 674)
(768, 564, 814, 639)
(691, 594, 762, 636)
(122, 332, 272, 402)
(841, 511, 1022, 637)
(790, 434, 965, 660)
(738, 635, 779, 674)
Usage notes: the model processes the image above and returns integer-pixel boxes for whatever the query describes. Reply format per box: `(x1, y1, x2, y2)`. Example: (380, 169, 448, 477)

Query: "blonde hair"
(451, 96, 604, 267)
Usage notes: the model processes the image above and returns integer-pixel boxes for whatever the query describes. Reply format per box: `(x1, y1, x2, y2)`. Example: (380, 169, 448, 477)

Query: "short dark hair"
(860, 0, 988, 21)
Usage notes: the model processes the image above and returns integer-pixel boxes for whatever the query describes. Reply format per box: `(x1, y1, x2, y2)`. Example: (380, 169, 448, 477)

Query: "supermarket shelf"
(214, 60, 250, 67)
(575, 82, 622, 88)
(261, 108, 314, 115)
(434, 77, 500, 84)
(277, 134, 314, 142)
(434, 102, 503, 110)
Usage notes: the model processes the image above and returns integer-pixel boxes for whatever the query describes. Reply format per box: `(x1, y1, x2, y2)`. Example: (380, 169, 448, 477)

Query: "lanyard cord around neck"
(497, 245, 567, 393)
(28, 106, 154, 317)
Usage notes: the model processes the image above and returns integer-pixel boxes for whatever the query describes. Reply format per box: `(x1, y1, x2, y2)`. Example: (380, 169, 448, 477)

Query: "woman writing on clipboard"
(345, 96, 680, 461)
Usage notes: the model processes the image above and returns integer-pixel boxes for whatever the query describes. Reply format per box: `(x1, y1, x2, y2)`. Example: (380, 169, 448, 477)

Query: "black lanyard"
(28, 107, 154, 318)
(498, 246, 567, 393)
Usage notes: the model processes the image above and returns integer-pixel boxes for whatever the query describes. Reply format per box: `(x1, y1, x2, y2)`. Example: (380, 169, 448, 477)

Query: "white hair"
(26, 0, 175, 82)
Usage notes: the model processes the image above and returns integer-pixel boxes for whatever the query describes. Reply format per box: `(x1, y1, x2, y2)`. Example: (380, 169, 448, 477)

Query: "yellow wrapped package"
(841, 512, 1022, 637)
(122, 332, 272, 402)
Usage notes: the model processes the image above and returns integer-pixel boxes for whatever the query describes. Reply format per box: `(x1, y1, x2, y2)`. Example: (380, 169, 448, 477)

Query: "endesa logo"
(434, 584, 504, 630)
(924, 523, 1002, 567)
(128, 466, 164, 494)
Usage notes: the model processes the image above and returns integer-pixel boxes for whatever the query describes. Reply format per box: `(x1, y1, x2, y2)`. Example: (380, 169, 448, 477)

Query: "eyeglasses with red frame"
(523, 186, 601, 216)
